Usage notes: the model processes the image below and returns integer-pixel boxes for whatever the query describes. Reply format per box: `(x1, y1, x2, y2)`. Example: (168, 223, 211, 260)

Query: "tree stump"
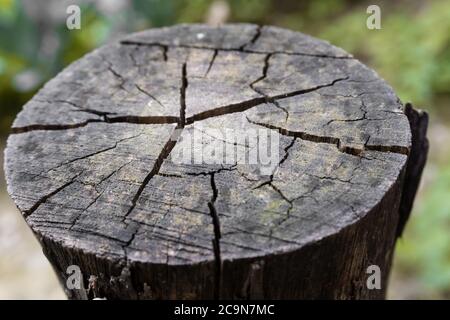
(4, 24, 428, 299)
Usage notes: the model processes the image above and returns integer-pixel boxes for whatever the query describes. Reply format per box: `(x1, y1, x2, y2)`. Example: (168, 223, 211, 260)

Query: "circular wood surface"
(5, 24, 411, 292)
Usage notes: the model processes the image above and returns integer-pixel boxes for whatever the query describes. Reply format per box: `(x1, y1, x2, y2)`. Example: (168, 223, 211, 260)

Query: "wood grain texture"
(4, 24, 426, 299)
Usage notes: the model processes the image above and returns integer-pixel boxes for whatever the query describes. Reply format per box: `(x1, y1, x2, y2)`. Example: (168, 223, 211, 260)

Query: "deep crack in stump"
(4, 24, 428, 300)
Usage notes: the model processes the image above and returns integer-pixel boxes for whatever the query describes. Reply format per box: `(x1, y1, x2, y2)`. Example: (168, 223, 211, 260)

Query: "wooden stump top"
(5, 24, 412, 298)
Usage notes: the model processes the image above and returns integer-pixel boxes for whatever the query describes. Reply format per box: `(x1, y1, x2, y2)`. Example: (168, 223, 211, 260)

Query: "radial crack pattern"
(4, 25, 418, 301)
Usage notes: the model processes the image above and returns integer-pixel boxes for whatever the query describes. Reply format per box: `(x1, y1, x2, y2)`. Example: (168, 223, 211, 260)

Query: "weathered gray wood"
(4, 24, 427, 299)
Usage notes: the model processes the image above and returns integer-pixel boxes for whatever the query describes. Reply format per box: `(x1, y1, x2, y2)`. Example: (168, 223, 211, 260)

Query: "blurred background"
(0, 0, 449, 299)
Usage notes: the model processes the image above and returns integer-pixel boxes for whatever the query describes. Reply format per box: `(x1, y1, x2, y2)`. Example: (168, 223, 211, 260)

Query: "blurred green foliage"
(0, 0, 449, 298)
(396, 166, 450, 296)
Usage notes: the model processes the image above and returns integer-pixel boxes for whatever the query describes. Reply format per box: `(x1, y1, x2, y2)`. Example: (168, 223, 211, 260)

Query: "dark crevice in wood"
(16, 94, 179, 133)
(135, 84, 166, 108)
(207, 172, 222, 300)
(250, 53, 290, 122)
(184, 165, 237, 177)
(11, 119, 103, 134)
(345, 78, 379, 83)
(69, 187, 106, 231)
(205, 49, 218, 77)
(255, 137, 296, 190)
(269, 182, 293, 223)
(29, 159, 133, 229)
(123, 225, 139, 257)
(74, 109, 116, 119)
(120, 41, 354, 59)
(186, 77, 349, 125)
(95, 160, 135, 192)
(11, 116, 180, 134)
(105, 115, 179, 124)
(121, 62, 189, 229)
(106, 64, 128, 92)
(23, 172, 83, 218)
(46, 133, 143, 174)
(162, 44, 168, 62)
(157, 172, 183, 178)
(194, 127, 250, 148)
(326, 100, 368, 126)
(127, 45, 140, 68)
(271, 77, 350, 100)
(35, 98, 117, 119)
(254, 138, 296, 230)
(305, 172, 367, 186)
(35, 98, 79, 108)
(240, 25, 262, 50)
(364, 144, 410, 155)
(324, 100, 388, 126)
(121, 132, 178, 225)
(247, 117, 410, 156)
(179, 63, 188, 127)
(272, 100, 290, 123)
(247, 137, 305, 243)
(317, 91, 377, 99)
(186, 96, 267, 125)
(164, 165, 238, 298)
(250, 53, 272, 89)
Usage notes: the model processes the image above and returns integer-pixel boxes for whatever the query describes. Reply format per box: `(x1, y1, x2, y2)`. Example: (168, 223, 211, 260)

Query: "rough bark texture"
(4, 24, 428, 299)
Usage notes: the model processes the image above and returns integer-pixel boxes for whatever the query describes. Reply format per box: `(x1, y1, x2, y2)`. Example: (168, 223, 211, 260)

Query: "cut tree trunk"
(4, 24, 428, 299)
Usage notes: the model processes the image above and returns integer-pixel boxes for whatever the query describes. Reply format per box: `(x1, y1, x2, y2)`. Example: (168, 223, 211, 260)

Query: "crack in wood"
(205, 49, 218, 77)
(11, 117, 180, 133)
(11, 119, 103, 133)
(35, 98, 118, 119)
(255, 137, 296, 189)
(45, 133, 144, 174)
(179, 63, 188, 127)
(121, 133, 178, 225)
(249, 53, 290, 122)
(239, 25, 262, 51)
(106, 115, 179, 125)
(186, 77, 349, 125)
(135, 84, 166, 108)
(324, 99, 389, 126)
(247, 117, 409, 156)
(106, 63, 128, 93)
(23, 172, 83, 218)
(249, 53, 272, 89)
(208, 172, 222, 299)
(121, 62, 188, 233)
(120, 40, 354, 59)
(69, 170, 117, 231)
